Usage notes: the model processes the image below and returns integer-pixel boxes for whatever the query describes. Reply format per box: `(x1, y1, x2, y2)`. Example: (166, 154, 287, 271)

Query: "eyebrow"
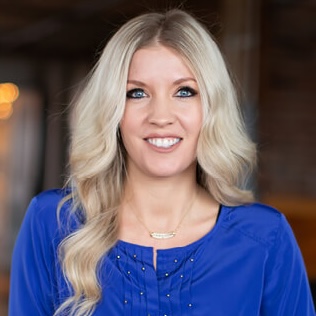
(126, 80, 147, 87)
(127, 77, 197, 86)
(173, 77, 197, 85)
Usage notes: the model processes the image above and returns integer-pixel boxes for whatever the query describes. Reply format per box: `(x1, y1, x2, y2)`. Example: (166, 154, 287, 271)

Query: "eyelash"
(175, 86, 197, 98)
(126, 86, 198, 99)
(126, 88, 147, 99)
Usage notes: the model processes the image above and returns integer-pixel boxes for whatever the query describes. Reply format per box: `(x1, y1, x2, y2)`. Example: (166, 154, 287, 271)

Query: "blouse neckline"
(116, 204, 225, 254)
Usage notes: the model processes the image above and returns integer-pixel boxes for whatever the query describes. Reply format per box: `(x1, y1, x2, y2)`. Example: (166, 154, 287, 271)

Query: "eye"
(175, 86, 197, 98)
(126, 88, 147, 99)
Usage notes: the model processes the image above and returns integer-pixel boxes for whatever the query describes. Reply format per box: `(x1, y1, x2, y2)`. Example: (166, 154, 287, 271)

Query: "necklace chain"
(129, 189, 199, 239)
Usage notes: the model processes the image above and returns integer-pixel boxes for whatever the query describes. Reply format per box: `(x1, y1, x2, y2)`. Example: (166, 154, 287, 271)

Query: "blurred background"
(0, 0, 315, 313)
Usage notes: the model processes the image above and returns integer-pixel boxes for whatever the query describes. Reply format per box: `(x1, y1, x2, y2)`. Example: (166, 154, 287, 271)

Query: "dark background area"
(0, 0, 315, 313)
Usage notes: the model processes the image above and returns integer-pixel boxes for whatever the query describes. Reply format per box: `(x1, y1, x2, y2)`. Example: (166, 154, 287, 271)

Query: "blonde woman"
(9, 9, 315, 316)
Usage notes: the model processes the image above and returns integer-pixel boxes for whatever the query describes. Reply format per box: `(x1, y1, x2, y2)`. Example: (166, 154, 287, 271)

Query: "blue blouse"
(9, 189, 315, 315)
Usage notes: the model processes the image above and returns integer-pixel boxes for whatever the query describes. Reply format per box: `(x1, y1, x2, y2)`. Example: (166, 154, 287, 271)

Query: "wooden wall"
(259, 0, 316, 280)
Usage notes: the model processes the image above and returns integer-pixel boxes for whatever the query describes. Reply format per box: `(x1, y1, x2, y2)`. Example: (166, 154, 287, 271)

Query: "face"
(120, 45, 203, 179)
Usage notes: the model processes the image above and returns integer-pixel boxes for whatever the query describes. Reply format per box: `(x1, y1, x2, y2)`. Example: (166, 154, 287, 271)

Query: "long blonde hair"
(56, 9, 256, 316)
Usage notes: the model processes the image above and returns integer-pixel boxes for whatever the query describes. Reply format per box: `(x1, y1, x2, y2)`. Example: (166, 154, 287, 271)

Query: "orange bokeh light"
(0, 83, 19, 103)
(0, 83, 19, 120)
(0, 102, 13, 120)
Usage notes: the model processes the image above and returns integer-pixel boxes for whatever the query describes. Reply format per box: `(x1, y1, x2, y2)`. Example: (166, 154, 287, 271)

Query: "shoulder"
(27, 188, 70, 220)
(32, 187, 69, 207)
(220, 203, 287, 247)
(22, 188, 78, 238)
(11, 189, 75, 314)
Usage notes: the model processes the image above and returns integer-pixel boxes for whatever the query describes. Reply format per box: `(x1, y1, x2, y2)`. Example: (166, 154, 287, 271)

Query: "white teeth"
(147, 138, 180, 148)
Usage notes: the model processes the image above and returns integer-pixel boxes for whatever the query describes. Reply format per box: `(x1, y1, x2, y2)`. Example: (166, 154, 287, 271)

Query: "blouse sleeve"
(261, 214, 315, 315)
(9, 196, 56, 315)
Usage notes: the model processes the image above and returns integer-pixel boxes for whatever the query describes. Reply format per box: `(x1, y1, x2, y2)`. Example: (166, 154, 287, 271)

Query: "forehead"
(128, 44, 196, 80)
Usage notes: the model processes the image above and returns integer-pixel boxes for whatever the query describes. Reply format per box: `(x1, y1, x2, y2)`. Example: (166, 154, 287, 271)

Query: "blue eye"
(126, 88, 147, 99)
(175, 87, 197, 98)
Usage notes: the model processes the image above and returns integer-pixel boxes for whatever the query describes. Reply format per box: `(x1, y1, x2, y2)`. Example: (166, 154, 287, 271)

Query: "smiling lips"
(146, 137, 181, 149)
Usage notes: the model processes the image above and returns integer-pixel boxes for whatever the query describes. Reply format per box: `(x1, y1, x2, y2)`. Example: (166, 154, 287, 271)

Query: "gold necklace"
(129, 189, 199, 239)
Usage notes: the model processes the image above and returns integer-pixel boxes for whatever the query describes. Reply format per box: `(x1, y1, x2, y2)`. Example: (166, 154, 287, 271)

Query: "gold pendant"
(150, 232, 176, 239)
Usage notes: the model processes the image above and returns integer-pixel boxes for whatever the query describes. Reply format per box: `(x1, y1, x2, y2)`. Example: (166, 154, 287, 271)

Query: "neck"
(122, 173, 199, 232)
(127, 176, 197, 209)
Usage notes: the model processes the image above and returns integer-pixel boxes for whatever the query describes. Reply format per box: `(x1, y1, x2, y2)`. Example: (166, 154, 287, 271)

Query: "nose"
(147, 97, 175, 127)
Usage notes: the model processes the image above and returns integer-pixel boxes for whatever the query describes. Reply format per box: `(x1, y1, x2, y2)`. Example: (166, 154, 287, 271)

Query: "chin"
(143, 162, 196, 179)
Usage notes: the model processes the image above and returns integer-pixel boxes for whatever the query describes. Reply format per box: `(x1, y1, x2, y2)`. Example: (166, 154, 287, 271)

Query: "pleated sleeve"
(261, 214, 315, 315)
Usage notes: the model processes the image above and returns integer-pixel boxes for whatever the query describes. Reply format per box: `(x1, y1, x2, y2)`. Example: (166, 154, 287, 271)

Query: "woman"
(9, 9, 315, 316)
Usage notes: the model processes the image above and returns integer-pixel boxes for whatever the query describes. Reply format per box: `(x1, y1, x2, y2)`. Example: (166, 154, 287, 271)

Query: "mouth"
(145, 137, 181, 149)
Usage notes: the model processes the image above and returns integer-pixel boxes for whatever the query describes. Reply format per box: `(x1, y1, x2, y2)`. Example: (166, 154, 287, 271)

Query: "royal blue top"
(9, 189, 315, 315)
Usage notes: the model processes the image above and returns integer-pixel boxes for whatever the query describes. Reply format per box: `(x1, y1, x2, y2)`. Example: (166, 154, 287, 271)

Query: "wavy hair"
(56, 9, 256, 316)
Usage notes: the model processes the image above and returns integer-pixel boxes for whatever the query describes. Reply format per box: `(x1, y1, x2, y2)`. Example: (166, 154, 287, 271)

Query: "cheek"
(119, 118, 130, 148)
(195, 106, 204, 134)
(182, 109, 203, 135)
(119, 114, 140, 151)
(120, 112, 133, 136)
